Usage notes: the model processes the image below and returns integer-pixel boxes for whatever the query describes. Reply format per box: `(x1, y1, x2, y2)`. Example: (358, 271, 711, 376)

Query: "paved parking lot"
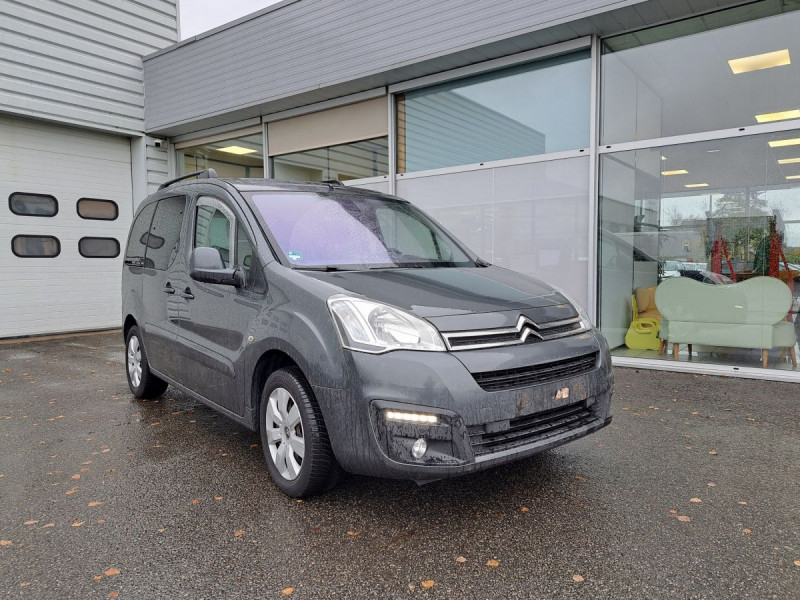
(1, 331, 798, 599)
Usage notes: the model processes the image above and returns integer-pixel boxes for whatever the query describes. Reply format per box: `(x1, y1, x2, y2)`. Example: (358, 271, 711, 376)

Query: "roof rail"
(158, 168, 218, 190)
(321, 179, 344, 186)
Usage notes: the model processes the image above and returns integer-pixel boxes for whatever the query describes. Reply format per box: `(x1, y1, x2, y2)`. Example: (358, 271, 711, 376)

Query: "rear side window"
(147, 196, 187, 270)
(79, 237, 120, 258)
(77, 198, 118, 220)
(9, 193, 58, 217)
(125, 203, 157, 265)
(12, 235, 60, 257)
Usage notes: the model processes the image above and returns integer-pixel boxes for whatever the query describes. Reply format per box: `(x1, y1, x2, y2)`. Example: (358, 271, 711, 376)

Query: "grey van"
(122, 170, 613, 497)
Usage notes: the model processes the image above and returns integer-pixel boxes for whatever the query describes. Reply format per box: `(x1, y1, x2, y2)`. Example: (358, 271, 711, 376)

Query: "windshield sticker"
(287, 250, 302, 262)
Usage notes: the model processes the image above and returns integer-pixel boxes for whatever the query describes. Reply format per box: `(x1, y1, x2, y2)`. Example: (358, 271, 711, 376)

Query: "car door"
(172, 191, 266, 416)
(139, 195, 188, 377)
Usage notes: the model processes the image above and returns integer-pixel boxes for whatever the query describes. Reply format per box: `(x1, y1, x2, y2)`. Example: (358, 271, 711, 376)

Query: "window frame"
(8, 192, 59, 217)
(78, 237, 120, 259)
(11, 235, 61, 258)
(77, 198, 119, 221)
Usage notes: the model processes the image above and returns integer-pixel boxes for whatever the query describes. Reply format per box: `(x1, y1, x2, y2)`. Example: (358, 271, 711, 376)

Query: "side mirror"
(190, 247, 246, 288)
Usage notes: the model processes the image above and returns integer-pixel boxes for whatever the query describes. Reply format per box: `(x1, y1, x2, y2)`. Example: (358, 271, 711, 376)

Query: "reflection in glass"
(398, 51, 590, 172)
(602, 2, 800, 144)
(397, 157, 591, 306)
(599, 130, 800, 370)
(272, 138, 388, 182)
(178, 132, 264, 178)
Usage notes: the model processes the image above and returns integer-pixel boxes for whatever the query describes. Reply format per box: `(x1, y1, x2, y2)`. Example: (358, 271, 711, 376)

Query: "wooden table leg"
(673, 343, 679, 360)
(762, 349, 768, 368)
(789, 346, 797, 367)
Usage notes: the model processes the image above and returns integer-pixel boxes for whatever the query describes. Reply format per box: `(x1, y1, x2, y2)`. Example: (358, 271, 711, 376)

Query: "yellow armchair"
(625, 286, 662, 351)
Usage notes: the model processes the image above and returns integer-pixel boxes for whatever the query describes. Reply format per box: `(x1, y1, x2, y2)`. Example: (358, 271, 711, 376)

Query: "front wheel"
(259, 367, 342, 497)
(125, 326, 168, 399)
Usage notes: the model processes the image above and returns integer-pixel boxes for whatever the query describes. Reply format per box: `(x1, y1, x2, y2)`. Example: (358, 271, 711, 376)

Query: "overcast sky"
(179, 0, 283, 39)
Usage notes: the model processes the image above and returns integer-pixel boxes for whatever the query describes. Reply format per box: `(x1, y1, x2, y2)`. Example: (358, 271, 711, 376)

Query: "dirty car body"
(121, 173, 613, 496)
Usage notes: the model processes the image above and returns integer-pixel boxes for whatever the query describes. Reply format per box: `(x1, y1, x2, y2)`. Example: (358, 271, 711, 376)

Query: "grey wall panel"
(0, 0, 178, 133)
(146, 139, 169, 194)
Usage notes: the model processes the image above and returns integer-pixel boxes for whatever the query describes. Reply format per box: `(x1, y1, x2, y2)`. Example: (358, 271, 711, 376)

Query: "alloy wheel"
(265, 387, 305, 480)
(127, 335, 142, 388)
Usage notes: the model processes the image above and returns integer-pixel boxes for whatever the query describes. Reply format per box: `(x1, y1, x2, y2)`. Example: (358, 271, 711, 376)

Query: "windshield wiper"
(475, 258, 492, 267)
(294, 265, 344, 272)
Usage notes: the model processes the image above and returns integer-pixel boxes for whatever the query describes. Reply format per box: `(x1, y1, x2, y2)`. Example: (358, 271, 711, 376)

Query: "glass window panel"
(398, 51, 591, 173)
(602, 3, 800, 144)
(178, 132, 264, 178)
(396, 157, 591, 306)
(12, 235, 60, 257)
(79, 237, 120, 258)
(126, 203, 156, 262)
(272, 137, 388, 182)
(599, 129, 800, 370)
(9, 193, 58, 217)
(77, 198, 118, 220)
(147, 196, 187, 270)
(195, 204, 233, 267)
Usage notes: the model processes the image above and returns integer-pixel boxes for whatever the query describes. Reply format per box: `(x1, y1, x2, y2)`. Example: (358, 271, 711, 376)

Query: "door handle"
(163, 283, 175, 295)
(181, 287, 195, 300)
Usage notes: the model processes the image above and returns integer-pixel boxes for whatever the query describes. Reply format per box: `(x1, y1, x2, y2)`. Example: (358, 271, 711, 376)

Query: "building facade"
(4, 0, 800, 382)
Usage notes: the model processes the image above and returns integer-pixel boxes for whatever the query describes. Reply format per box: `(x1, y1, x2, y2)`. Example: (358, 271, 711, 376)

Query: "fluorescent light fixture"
(769, 138, 800, 148)
(385, 410, 439, 425)
(755, 109, 800, 123)
(728, 49, 791, 74)
(684, 183, 709, 188)
(661, 169, 689, 176)
(777, 157, 800, 164)
(661, 156, 667, 160)
(787, 175, 800, 180)
(706, 149, 720, 153)
(217, 145, 258, 155)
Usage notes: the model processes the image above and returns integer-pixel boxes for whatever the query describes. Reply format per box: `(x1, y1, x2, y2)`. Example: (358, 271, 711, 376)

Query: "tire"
(125, 326, 168, 399)
(259, 367, 343, 497)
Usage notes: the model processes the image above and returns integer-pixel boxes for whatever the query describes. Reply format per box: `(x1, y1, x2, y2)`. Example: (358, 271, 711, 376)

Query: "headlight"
(327, 295, 446, 353)
(552, 287, 594, 330)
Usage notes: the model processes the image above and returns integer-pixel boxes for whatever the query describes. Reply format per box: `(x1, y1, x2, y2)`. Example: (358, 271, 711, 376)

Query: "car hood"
(303, 266, 574, 324)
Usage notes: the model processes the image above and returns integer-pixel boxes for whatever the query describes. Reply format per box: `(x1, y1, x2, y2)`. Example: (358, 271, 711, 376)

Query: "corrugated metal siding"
(0, 115, 133, 337)
(0, 0, 178, 133)
(146, 138, 169, 194)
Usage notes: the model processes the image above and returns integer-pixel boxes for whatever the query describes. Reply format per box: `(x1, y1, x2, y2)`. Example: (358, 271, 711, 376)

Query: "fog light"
(411, 438, 427, 459)
(385, 410, 438, 425)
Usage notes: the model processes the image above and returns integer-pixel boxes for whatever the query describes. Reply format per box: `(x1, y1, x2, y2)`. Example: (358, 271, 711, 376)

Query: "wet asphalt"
(0, 331, 798, 600)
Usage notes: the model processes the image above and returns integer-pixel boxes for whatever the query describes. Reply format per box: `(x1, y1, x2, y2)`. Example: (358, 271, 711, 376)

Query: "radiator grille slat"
(472, 352, 598, 392)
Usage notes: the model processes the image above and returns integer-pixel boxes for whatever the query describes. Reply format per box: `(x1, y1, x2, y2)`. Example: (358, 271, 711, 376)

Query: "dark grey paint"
(122, 178, 613, 481)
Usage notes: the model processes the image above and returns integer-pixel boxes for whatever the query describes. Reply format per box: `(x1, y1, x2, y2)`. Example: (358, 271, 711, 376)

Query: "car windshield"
(247, 191, 476, 269)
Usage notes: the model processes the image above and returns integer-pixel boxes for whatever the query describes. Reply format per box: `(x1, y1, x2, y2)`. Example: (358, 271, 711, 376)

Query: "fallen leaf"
(456, 556, 467, 563)
(72, 521, 85, 527)
(690, 498, 702, 503)
(71, 474, 81, 480)
(676, 515, 691, 522)
(709, 450, 718, 456)
(214, 496, 223, 501)
(104, 568, 120, 577)
(98, 519, 106, 524)
(24, 520, 39, 525)
(88, 501, 103, 507)
(743, 528, 752, 535)
(234, 529, 246, 537)
(572, 574, 585, 583)
(421, 580, 435, 589)
(250, 443, 259, 448)
(0, 540, 12, 546)
(93, 575, 103, 581)
(108, 592, 119, 599)
(793, 560, 800, 567)
(191, 498, 201, 505)
(669, 509, 678, 515)
(521, 506, 530, 513)
(408, 584, 415, 591)
(20, 582, 31, 587)
(42, 523, 55, 529)
(150, 422, 160, 426)
(347, 530, 359, 536)
(575, 475, 588, 482)
(738, 501, 747, 506)
(486, 559, 500, 567)
(282, 587, 294, 595)
(708, 482, 717, 487)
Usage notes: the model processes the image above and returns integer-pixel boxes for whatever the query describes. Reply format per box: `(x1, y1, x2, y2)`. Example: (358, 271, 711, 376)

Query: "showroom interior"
(145, 0, 800, 381)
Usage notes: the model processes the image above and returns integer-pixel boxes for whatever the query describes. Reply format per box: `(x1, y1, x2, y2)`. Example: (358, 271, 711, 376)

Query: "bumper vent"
(472, 352, 598, 392)
(468, 401, 596, 457)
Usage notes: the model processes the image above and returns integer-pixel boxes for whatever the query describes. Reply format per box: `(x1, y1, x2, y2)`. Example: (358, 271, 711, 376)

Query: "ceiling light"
(769, 138, 800, 148)
(661, 156, 667, 160)
(684, 183, 709, 188)
(777, 157, 800, 164)
(661, 169, 689, 176)
(706, 149, 720, 153)
(217, 145, 258, 155)
(787, 175, 800, 180)
(728, 49, 790, 74)
(755, 109, 800, 123)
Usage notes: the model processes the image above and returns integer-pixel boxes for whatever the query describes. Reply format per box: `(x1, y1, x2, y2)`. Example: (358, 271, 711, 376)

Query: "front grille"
(468, 401, 596, 457)
(472, 352, 598, 392)
(442, 315, 585, 351)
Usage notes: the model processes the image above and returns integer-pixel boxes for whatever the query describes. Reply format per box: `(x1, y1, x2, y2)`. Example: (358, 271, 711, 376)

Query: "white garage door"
(0, 115, 133, 338)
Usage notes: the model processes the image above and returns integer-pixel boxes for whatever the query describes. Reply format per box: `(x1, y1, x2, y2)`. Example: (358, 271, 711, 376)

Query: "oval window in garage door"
(77, 198, 118, 220)
(11, 235, 61, 257)
(9, 193, 58, 217)
(79, 237, 120, 258)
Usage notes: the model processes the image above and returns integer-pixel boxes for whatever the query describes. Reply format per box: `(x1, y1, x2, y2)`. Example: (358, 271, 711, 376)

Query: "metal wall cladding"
(0, 0, 178, 132)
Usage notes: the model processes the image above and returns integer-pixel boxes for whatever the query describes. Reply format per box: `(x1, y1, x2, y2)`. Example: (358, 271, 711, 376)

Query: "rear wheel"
(125, 326, 168, 399)
(260, 367, 342, 497)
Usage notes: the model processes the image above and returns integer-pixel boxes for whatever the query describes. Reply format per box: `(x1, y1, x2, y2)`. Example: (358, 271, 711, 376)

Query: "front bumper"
(314, 330, 613, 481)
